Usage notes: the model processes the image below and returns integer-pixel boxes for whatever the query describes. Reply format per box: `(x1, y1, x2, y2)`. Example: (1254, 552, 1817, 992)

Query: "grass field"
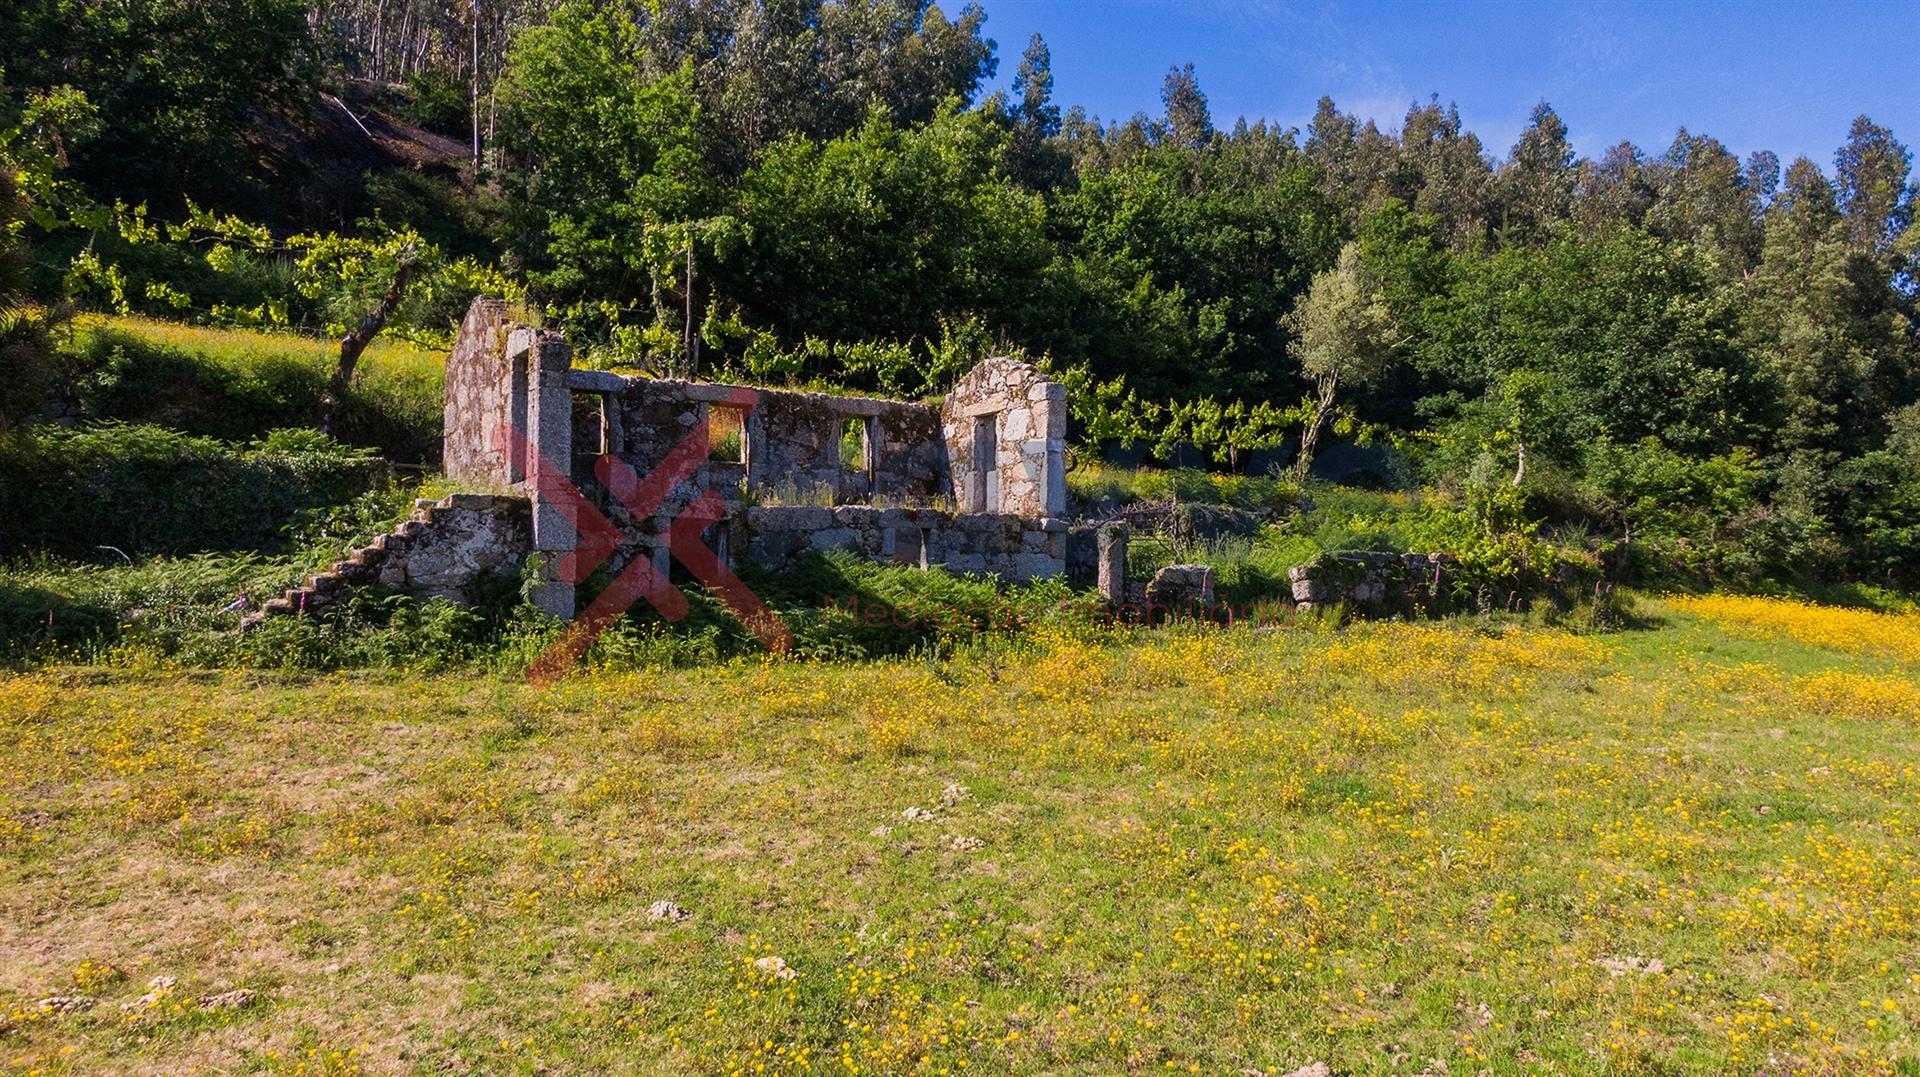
(78, 316, 447, 378)
(51, 315, 447, 464)
(3, 595, 1919, 1075)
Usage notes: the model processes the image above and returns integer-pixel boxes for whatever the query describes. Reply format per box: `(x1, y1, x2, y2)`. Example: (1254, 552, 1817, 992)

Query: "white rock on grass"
(647, 900, 692, 923)
(1593, 954, 1668, 977)
(197, 989, 255, 1011)
(752, 955, 798, 981)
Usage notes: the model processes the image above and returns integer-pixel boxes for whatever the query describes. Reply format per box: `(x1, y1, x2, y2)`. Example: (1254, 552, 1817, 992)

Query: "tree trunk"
(321, 252, 418, 435)
(470, 7, 481, 173)
(1293, 372, 1339, 483)
(684, 239, 700, 376)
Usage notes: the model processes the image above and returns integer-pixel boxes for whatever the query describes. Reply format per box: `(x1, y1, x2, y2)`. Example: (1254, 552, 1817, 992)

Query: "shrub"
(0, 422, 387, 557)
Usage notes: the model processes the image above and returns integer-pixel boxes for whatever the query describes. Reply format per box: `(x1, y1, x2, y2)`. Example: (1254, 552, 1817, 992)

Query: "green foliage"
(732, 105, 1049, 356)
(0, 0, 315, 215)
(0, 423, 386, 557)
(1822, 409, 1920, 588)
(1067, 464, 1301, 514)
(746, 552, 1105, 661)
(494, 5, 714, 313)
(1412, 224, 1762, 461)
(53, 319, 442, 462)
(3, 0, 1920, 599)
(400, 67, 471, 136)
(1286, 242, 1401, 389)
(1044, 146, 1339, 401)
(1580, 438, 1760, 547)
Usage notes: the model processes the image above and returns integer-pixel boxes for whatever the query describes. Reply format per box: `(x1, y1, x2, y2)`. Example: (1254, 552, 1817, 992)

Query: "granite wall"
(440, 301, 1071, 613)
(940, 356, 1067, 517)
(735, 506, 1066, 581)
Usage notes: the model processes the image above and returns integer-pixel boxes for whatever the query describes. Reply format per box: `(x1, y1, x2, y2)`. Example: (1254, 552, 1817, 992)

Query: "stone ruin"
(245, 297, 1453, 629)
(442, 297, 1077, 617)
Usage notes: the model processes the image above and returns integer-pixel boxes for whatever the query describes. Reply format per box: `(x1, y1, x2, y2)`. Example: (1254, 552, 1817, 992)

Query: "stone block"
(771, 506, 833, 531)
(1010, 552, 1064, 580)
(747, 529, 798, 566)
(1146, 564, 1215, 612)
(1096, 523, 1128, 604)
(942, 553, 987, 575)
(808, 527, 859, 551)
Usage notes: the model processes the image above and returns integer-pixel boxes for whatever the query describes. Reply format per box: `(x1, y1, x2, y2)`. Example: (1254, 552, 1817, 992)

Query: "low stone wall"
(375, 494, 533, 601)
(245, 494, 531, 626)
(1289, 551, 1455, 614)
(736, 506, 1065, 581)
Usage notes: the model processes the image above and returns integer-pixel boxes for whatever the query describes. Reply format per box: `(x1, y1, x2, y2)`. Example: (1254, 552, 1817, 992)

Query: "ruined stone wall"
(441, 306, 1071, 608)
(565, 373, 948, 507)
(376, 495, 533, 602)
(940, 357, 1066, 517)
(442, 298, 518, 487)
(444, 297, 575, 495)
(735, 506, 1065, 581)
(1290, 551, 1455, 614)
(244, 494, 531, 627)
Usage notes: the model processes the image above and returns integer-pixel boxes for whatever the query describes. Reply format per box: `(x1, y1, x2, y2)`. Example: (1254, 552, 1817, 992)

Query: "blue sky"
(974, 0, 1919, 172)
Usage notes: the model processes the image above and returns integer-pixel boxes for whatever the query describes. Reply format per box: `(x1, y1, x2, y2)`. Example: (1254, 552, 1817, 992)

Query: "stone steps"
(238, 497, 448, 631)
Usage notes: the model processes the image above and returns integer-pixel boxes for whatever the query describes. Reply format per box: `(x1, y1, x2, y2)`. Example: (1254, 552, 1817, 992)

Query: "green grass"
(1067, 462, 1302, 513)
(57, 315, 444, 463)
(83, 315, 445, 377)
(3, 597, 1918, 1073)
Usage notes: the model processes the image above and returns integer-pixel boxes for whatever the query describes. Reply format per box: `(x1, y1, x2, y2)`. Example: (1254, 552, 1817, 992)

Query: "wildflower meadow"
(3, 595, 1917, 1074)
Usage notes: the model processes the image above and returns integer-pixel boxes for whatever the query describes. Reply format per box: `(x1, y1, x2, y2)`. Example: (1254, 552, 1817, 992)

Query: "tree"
(731, 105, 1049, 358)
(1745, 151, 1782, 210)
(495, 6, 713, 311)
(1408, 223, 1761, 465)
(1012, 34, 1061, 139)
(1497, 102, 1575, 245)
(1574, 142, 1657, 230)
(1646, 129, 1763, 276)
(1833, 115, 1914, 254)
(321, 240, 420, 434)
(0, 0, 314, 216)
(1283, 242, 1402, 480)
(1305, 96, 1359, 212)
(1005, 34, 1066, 189)
(1399, 97, 1494, 249)
(0, 166, 24, 324)
(1742, 156, 1913, 463)
(1050, 146, 1338, 401)
(1159, 64, 1213, 152)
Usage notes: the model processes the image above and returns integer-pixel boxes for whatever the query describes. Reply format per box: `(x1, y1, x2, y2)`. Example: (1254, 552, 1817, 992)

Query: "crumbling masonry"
(246, 298, 1454, 629)
(440, 297, 1073, 617)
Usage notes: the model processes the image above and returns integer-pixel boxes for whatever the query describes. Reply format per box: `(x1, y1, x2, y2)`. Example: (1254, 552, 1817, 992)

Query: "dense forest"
(2, 0, 1918, 587)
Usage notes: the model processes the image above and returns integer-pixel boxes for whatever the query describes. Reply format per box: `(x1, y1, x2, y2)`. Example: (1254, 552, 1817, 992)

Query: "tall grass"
(58, 315, 444, 462)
